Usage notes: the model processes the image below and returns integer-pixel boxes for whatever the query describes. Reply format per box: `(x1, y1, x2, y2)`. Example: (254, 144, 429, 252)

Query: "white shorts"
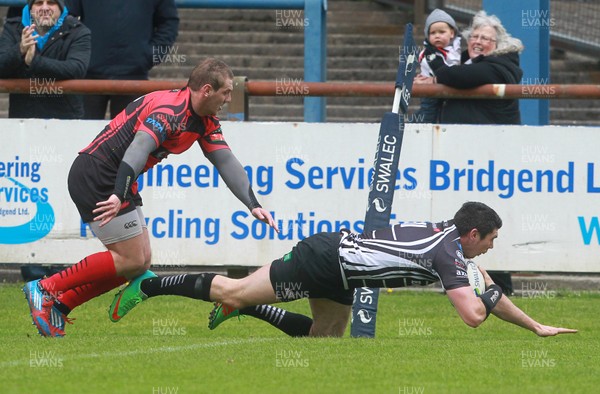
(89, 206, 147, 245)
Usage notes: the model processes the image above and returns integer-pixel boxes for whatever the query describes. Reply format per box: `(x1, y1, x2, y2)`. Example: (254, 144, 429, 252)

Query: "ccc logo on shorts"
(124, 220, 138, 229)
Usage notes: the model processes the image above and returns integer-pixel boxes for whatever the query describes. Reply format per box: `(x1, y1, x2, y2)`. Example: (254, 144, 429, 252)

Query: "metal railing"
(1, 78, 598, 121)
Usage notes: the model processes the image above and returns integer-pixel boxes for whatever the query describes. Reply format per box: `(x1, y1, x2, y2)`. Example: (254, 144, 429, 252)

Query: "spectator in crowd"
(414, 10, 524, 124)
(415, 8, 461, 123)
(66, 0, 179, 119)
(0, 0, 91, 119)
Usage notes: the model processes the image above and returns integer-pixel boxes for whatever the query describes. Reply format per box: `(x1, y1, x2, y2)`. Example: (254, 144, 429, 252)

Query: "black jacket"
(0, 15, 91, 119)
(436, 51, 523, 125)
(66, 0, 179, 80)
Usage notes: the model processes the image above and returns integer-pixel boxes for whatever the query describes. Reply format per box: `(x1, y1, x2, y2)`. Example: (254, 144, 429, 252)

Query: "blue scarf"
(21, 4, 69, 51)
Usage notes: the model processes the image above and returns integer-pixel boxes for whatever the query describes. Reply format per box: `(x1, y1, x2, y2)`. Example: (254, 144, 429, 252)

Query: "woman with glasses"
(415, 10, 524, 124)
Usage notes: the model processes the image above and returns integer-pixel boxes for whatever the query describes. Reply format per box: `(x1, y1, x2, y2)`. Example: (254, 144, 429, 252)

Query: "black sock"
(53, 299, 71, 316)
(240, 305, 313, 337)
(140, 273, 216, 301)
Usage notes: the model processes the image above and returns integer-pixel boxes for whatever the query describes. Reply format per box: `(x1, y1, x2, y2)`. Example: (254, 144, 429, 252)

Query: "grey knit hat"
(28, 0, 65, 12)
(424, 9, 458, 38)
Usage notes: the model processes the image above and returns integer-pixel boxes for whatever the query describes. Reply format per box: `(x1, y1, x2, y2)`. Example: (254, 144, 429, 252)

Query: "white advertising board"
(1, 119, 598, 272)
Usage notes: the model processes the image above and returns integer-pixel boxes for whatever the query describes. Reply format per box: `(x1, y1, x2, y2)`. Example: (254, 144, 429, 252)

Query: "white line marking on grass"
(1, 337, 277, 368)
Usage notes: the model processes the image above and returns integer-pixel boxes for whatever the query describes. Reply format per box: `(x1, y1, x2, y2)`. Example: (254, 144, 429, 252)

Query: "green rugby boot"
(109, 270, 157, 322)
(208, 303, 241, 330)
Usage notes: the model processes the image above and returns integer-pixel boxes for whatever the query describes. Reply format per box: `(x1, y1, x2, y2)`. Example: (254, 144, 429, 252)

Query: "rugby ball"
(465, 260, 485, 295)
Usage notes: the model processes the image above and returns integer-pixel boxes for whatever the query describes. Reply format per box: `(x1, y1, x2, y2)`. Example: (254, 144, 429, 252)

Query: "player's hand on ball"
(476, 266, 495, 288)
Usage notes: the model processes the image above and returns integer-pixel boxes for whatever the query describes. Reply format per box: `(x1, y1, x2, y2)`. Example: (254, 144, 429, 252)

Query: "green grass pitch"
(1, 283, 598, 394)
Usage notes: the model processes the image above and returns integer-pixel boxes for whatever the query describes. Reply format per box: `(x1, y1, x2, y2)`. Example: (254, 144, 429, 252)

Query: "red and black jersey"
(80, 88, 229, 172)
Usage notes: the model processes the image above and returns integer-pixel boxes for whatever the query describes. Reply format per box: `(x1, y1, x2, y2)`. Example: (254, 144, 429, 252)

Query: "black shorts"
(269, 232, 353, 305)
(68, 154, 142, 223)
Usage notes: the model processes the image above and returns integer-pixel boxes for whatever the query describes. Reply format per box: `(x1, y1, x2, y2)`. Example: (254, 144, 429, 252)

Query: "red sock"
(40, 251, 117, 297)
(56, 275, 127, 313)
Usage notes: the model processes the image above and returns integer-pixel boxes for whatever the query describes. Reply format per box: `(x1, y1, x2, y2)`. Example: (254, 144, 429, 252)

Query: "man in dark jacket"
(66, 0, 179, 119)
(0, 0, 91, 119)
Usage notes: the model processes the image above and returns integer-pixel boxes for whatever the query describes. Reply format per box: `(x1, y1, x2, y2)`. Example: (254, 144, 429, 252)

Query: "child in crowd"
(415, 9, 461, 123)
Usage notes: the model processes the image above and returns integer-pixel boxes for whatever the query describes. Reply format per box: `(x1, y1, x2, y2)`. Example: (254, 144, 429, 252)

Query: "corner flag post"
(350, 23, 418, 338)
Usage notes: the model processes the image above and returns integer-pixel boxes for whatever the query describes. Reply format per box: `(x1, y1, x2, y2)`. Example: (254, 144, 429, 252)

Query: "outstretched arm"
(480, 267, 577, 337)
(490, 295, 577, 336)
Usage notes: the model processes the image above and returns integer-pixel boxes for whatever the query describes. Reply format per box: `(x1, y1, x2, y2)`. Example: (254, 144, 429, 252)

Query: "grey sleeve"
(113, 132, 156, 201)
(123, 131, 156, 175)
(206, 149, 261, 211)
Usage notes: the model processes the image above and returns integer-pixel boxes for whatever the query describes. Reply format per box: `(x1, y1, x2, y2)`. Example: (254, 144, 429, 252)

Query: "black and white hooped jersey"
(337, 220, 471, 291)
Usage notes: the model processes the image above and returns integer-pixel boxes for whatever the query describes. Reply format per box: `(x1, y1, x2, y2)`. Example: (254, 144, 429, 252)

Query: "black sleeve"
(435, 58, 506, 89)
(0, 21, 25, 77)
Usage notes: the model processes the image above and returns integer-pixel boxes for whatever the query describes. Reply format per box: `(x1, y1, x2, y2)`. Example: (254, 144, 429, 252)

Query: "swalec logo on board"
(0, 157, 54, 244)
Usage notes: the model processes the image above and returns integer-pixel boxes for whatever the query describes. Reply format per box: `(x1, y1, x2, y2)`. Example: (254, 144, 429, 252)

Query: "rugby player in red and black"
(22, 58, 278, 337)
